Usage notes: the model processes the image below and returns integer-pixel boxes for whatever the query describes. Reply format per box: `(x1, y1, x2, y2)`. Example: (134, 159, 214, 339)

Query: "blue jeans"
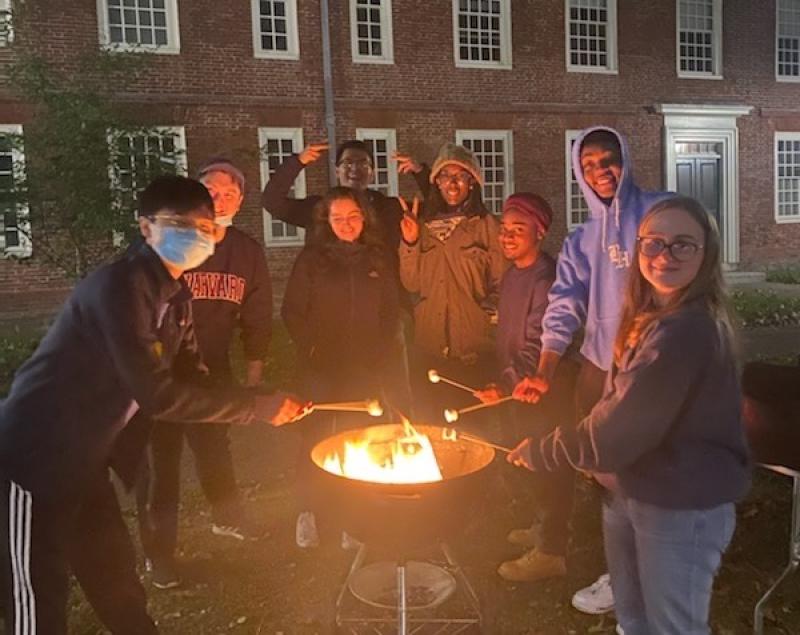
(602, 492, 735, 635)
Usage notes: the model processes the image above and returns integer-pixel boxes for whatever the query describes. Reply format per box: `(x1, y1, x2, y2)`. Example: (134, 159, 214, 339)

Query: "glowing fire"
(322, 419, 443, 484)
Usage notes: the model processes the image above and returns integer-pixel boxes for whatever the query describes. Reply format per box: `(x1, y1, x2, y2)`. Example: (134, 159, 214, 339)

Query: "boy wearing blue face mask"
(0, 175, 306, 634)
(137, 159, 274, 589)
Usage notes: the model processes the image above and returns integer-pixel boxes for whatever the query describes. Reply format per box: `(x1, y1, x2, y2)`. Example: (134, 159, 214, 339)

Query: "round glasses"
(637, 236, 703, 262)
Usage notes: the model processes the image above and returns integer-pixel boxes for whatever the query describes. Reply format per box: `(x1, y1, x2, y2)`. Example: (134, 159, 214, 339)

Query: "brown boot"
(506, 526, 540, 547)
(497, 548, 566, 582)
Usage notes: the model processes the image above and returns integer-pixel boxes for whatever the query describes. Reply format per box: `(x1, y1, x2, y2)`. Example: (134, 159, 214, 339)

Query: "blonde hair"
(613, 196, 736, 365)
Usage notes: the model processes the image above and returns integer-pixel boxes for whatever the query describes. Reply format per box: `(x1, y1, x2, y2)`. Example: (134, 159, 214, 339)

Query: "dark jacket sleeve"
(414, 164, 432, 199)
(239, 242, 273, 362)
(260, 154, 321, 229)
(528, 314, 717, 473)
(501, 273, 555, 391)
(281, 248, 315, 358)
(93, 270, 257, 426)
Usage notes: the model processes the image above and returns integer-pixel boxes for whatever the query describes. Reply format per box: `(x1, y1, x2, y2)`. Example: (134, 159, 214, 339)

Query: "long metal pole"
(319, 0, 337, 186)
(396, 563, 407, 635)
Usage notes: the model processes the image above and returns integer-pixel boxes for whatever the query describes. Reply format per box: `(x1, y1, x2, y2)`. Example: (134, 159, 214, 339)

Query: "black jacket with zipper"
(281, 242, 399, 376)
(0, 243, 258, 500)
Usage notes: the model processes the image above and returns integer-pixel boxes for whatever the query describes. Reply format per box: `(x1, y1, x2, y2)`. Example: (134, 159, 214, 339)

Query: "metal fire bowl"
(309, 424, 495, 553)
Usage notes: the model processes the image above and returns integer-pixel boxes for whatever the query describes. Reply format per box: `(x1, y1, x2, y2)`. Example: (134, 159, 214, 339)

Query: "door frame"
(655, 103, 752, 266)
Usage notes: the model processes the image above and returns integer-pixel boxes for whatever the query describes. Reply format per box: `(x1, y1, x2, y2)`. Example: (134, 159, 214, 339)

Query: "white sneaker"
(295, 511, 320, 548)
(571, 573, 615, 614)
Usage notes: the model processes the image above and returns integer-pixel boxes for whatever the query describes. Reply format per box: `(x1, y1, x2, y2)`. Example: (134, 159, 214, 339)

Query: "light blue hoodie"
(541, 126, 673, 371)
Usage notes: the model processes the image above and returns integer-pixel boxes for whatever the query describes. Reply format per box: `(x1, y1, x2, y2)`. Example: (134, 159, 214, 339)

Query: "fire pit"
(310, 422, 495, 552)
(310, 421, 496, 634)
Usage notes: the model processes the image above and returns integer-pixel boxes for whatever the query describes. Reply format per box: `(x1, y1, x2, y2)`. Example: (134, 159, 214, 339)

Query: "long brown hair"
(308, 186, 386, 270)
(613, 196, 736, 365)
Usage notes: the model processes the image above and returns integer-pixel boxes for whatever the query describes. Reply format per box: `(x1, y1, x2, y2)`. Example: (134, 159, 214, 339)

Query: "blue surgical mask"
(150, 224, 215, 270)
(215, 214, 234, 227)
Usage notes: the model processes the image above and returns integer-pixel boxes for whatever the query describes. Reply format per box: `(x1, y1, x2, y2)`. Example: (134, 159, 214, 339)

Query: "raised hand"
(298, 143, 329, 166)
(512, 374, 550, 404)
(399, 195, 421, 244)
(393, 151, 422, 175)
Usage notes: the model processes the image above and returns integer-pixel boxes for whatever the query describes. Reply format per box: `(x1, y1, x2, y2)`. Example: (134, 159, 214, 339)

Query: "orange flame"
(322, 418, 443, 484)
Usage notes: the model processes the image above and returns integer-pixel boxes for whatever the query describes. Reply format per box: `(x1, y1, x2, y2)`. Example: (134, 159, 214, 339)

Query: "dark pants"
(503, 358, 580, 557)
(137, 421, 242, 563)
(1, 474, 158, 635)
(575, 358, 607, 420)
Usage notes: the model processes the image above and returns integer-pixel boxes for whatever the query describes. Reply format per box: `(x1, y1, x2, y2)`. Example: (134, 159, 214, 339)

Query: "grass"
(766, 267, 800, 285)
(731, 289, 800, 328)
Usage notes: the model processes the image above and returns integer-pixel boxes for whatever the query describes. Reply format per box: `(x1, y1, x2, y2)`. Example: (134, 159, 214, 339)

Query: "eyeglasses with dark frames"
(637, 236, 703, 262)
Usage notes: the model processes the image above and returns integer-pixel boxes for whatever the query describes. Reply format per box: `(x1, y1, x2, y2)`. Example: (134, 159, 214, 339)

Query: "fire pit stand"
(335, 542, 482, 635)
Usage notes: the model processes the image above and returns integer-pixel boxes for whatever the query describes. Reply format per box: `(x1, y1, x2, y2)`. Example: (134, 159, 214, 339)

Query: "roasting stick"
(310, 399, 384, 417)
(443, 396, 514, 423)
(442, 427, 512, 454)
(427, 369, 478, 394)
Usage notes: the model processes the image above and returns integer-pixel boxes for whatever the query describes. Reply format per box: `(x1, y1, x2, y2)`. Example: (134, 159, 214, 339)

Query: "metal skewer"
(443, 396, 514, 423)
(442, 427, 512, 454)
(427, 369, 477, 394)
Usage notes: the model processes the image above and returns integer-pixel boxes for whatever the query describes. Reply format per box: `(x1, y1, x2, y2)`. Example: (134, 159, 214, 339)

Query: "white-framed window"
(259, 127, 306, 245)
(108, 127, 187, 224)
(0, 0, 14, 47)
(0, 125, 29, 257)
(565, 130, 590, 230)
(455, 130, 514, 215)
(452, 0, 513, 69)
(777, 0, 800, 81)
(775, 133, 800, 223)
(356, 128, 398, 197)
(350, 0, 394, 64)
(252, 0, 300, 60)
(566, 0, 617, 73)
(97, 0, 181, 54)
(677, 0, 722, 78)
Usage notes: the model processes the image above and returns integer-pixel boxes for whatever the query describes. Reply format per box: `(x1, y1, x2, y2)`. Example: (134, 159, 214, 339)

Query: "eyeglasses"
(150, 215, 217, 239)
(637, 236, 703, 262)
(435, 172, 471, 186)
(337, 159, 372, 170)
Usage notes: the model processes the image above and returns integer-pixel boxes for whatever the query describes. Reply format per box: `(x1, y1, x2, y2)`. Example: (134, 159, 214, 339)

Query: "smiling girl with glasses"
(508, 196, 750, 634)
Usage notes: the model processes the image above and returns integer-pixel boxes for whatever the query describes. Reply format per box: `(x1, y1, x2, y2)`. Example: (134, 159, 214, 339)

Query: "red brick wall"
(0, 0, 798, 319)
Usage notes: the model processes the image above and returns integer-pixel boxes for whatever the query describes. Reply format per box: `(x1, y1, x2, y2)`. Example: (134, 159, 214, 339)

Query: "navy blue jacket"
(527, 302, 751, 509)
(0, 243, 257, 499)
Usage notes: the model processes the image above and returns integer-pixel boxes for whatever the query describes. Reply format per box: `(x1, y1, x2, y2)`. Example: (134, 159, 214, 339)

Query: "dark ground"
(51, 421, 800, 635)
(1, 322, 800, 634)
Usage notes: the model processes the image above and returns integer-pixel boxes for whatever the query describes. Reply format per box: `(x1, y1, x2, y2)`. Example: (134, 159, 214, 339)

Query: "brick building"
(0, 0, 799, 318)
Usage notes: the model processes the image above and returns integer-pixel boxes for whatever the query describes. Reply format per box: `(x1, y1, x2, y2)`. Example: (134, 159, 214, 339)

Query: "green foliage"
(5, 50, 184, 278)
(731, 289, 800, 328)
(765, 267, 800, 285)
(0, 331, 39, 396)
